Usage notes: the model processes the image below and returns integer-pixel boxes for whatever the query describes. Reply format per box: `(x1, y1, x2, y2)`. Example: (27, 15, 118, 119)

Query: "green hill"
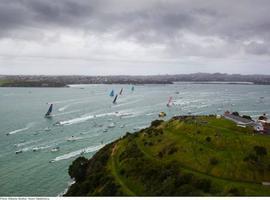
(65, 115, 270, 196)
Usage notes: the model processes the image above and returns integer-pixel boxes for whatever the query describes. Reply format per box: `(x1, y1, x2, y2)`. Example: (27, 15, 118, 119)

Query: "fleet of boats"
(14, 85, 178, 156)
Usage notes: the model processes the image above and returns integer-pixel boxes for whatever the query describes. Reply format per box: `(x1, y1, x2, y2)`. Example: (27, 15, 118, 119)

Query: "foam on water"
(14, 139, 43, 148)
(59, 115, 95, 125)
(53, 109, 81, 116)
(1, 83, 270, 196)
(8, 127, 30, 135)
(59, 109, 136, 126)
(7, 122, 35, 135)
(51, 144, 104, 162)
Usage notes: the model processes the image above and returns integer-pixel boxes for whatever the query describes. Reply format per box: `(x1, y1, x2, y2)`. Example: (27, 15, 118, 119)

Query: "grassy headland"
(65, 115, 270, 196)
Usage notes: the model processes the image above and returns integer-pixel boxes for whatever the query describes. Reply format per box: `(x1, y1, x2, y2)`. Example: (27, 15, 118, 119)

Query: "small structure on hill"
(223, 111, 266, 133)
(224, 111, 254, 125)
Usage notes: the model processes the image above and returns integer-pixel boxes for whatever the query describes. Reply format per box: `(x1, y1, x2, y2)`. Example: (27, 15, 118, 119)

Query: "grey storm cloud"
(1, 0, 270, 76)
(1, 0, 270, 43)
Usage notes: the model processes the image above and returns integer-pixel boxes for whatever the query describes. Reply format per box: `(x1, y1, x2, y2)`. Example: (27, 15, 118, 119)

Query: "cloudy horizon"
(0, 0, 270, 75)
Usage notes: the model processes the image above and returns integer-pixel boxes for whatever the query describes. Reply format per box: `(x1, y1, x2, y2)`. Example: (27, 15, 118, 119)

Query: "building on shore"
(223, 111, 267, 133)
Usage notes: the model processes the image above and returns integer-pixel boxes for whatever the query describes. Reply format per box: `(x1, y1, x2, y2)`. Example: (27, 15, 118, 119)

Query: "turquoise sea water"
(0, 83, 270, 196)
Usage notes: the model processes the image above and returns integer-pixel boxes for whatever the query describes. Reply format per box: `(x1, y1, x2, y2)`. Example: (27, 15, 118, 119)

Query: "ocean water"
(0, 83, 270, 196)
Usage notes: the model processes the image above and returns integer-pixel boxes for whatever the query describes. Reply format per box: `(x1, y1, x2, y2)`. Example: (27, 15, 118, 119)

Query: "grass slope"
(65, 116, 270, 196)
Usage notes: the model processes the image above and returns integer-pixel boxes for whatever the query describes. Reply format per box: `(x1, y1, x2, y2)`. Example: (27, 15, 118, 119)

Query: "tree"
(68, 157, 88, 182)
(242, 115, 252, 120)
(232, 112, 239, 116)
(259, 115, 267, 121)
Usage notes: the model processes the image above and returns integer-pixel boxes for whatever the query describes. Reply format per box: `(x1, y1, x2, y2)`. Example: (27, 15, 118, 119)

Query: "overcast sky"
(0, 0, 269, 75)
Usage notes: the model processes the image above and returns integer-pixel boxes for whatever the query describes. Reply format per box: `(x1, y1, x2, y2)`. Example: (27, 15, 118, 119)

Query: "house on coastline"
(224, 111, 254, 125)
(223, 111, 265, 133)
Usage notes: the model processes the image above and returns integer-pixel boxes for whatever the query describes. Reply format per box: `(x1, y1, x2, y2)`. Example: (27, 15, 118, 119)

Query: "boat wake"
(53, 109, 81, 116)
(58, 110, 135, 126)
(58, 99, 91, 112)
(50, 144, 104, 162)
(49, 97, 92, 105)
(112, 99, 141, 108)
(21, 145, 51, 152)
(8, 127, 29, 135)
(58, 105, 71, 112)
(59, 115, 95, 125)
(7, 123, 34, 135)
(14, 139, 42, 148)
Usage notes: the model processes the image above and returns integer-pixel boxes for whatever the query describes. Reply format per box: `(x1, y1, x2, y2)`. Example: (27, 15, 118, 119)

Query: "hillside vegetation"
(65, 116, 270, 196)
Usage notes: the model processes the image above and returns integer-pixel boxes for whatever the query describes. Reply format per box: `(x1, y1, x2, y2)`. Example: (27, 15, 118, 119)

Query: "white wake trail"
(51, 144, 105, 162)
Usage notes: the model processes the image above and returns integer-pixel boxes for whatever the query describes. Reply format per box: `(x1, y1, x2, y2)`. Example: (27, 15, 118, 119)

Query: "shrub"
(148, 141, 154, 146)
(119, 144, 143, 161)
(242, 115, 252, 120)
(232, 112, 239, 116)
(209, 157, 219, 165)
(158, 151, 163, 158)
(206, 136, 211, 142)
(119, 169, 125, 176)
(254, 146, 267, 157)
(168, 146, 178, 155)
(175, 173, 194, 186)
(194, 178, 212, 193)
(151, 120, 164, 127)
(228, 188, 241, 196)
(99, 178, 120, 196)
(178, 184, 198, 196)
(259, 115, 267, 121)
(68, 157, 88, 182)
(243, 153, 258, 165)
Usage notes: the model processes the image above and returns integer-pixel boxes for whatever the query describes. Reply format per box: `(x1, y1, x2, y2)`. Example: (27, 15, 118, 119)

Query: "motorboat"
(15, 150, 23, 154)
(51, 147, 60, 152)
(108, 122, 115, 128)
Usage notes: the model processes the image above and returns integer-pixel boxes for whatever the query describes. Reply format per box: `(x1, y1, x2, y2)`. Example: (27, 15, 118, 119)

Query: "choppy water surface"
(0, 83, 270, 196)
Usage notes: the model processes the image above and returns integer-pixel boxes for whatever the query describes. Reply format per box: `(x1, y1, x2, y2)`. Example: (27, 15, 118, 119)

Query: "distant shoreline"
(1, 73, 270, 87)
(0, 81, 269, 88)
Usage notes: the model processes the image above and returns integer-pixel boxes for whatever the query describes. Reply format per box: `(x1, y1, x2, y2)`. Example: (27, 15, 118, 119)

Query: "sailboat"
(113, 94, 118, 104)
(166, 97, 173, 107)
(131, 86, 135, 92)
(109, 90, 114, 97)
(45, 104, 53, 118)
(119, 88, 123, 95)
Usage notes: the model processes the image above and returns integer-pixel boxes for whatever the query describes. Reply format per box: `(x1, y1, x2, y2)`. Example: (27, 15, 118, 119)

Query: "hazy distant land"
(1, 73, 270, 87)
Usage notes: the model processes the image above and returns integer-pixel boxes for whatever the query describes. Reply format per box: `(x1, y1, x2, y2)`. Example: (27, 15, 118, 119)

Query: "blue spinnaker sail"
(110, 90, 114, 97)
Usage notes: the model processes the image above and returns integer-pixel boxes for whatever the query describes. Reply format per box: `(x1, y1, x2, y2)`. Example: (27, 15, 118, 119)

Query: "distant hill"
(65, 116, 270, 196)
(1, 73, 270, 87)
